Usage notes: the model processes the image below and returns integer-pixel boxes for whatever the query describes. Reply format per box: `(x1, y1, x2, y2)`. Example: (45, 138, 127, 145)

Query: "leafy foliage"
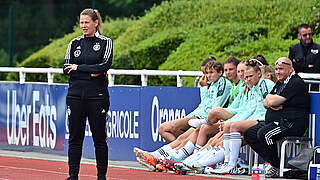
(7, 17, 135, 82)
(129, 28, 187, 70)
(10, 0, 320, 86)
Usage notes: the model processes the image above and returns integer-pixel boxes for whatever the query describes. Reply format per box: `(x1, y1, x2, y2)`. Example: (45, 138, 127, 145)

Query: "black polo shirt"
(265, 74, 310, 125)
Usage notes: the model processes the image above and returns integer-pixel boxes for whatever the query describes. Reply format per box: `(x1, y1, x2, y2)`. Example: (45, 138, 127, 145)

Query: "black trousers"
(244, 121, 307, 168)
(67, 97, 109, 177)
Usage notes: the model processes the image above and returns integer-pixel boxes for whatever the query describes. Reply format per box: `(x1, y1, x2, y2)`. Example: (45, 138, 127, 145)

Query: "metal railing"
(107, 69, 202, 87)
(1, 67, 320, 87)
(0, 67, 62, 84)
(0, 67, 202, 87)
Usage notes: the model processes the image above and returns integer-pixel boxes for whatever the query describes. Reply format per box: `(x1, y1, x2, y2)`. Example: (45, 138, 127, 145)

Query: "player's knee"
(208, 109, 216, 117)
(208, 107, 223, 122)
(212, 107, 223, 115)
(158, 123, 168, 135)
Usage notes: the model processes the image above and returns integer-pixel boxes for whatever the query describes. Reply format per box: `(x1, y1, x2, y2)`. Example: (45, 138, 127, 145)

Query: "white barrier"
(0, 67, 319, 87)
(0, 67, 203, 87)
(0, 67, 62, 85)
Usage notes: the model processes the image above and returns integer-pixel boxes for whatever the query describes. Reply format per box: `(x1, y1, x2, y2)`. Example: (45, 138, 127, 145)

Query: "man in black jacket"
(289, 24, 320, 73)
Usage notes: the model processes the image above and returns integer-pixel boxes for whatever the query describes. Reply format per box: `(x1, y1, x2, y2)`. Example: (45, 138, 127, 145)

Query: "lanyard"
(231, 80, 242, 98)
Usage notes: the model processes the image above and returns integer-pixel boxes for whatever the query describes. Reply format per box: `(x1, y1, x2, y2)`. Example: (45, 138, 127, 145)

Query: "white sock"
(167, 148, 179, 157)
(150, 144, 173, 159)
(162, 144, 173, 151)
(193, 144, 203, 154)
(198, 147, 225, 166)
(175, 141, 194, 160)
(223, 133, 230, 164)
(150, 150, 162, 158)
(228, 132, 242, 167)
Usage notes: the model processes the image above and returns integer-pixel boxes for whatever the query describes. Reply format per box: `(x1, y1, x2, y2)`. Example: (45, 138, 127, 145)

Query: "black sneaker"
(265, 166, 279, 178)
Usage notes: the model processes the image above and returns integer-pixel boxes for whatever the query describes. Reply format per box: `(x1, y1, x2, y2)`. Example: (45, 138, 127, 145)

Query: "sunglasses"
(274, 61, 291, 66)
(301, 33, 312, 37)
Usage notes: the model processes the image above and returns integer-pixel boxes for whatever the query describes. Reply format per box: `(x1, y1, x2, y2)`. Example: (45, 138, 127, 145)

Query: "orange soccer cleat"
(155, 164, 169, 172)
(144, 153, 160, 167)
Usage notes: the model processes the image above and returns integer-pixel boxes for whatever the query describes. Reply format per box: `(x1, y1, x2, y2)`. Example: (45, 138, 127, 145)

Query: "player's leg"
(158, 117, 193, 143)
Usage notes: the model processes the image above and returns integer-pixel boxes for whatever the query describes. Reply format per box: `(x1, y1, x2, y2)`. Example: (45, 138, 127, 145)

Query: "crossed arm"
(263, 94, 287, 110)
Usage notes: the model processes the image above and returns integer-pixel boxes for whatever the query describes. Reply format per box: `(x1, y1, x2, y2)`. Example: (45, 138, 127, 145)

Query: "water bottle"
(258, 164, 265, 180)
(252, 164, 265, 180)
(252, 164, 259, 180)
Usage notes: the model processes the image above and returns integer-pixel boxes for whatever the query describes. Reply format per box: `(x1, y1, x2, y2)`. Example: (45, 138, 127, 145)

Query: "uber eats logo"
(6, 90, 57, 149)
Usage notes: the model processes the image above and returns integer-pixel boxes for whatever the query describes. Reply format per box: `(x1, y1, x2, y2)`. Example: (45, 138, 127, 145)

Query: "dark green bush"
(127, 28, 186, 85)
(129, 28, 186, 70)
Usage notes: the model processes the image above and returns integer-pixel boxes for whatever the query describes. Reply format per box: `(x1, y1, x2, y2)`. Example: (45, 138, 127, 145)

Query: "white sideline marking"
(0, 165, 127, 180)
(0, 165, 94, 177)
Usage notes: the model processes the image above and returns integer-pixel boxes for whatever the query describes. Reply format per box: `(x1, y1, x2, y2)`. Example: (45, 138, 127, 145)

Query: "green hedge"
(158, 23, 270, 85)
(11, 0, 320, 86)
(129, 28, 187, 70)
(7, 17, 135, 82)
(127, 28, 187, 85)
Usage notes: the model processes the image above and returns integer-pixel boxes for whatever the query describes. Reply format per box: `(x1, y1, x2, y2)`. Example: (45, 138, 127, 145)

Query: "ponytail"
(93, 9, 103, 34)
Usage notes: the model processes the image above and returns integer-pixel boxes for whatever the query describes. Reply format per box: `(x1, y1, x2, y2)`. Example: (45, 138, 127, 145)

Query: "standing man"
(289, 24, 320, 73)
(244, 57, 310, 178)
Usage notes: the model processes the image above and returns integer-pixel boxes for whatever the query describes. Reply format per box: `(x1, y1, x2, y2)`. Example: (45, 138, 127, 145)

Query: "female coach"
(63, 8, 112, 180)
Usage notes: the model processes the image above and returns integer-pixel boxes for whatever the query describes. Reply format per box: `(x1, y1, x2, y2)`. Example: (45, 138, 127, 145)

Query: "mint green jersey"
(225, 85, 256, 123)
(187, 77, 232, 118)
(247, 78, 274, 121)
(225, 78, 274, 124)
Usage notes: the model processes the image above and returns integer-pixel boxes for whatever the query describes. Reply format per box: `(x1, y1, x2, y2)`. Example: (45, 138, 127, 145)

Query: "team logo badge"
(311, 49, 318, 54)
(93, 43, 100, 51)
(74, 50, 81, 57)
